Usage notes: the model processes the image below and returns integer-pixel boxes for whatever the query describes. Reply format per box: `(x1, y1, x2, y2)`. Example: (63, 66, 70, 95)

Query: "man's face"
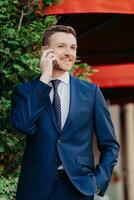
(49, 32, 77, 73)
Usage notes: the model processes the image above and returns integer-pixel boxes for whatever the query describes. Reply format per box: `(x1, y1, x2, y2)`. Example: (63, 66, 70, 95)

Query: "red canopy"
(91, 63, 134, 88)
(38, 0, 134, 89)
(41, 0, 134, 14)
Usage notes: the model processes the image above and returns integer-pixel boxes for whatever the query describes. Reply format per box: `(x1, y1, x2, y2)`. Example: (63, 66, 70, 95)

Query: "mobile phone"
(41, 46, 57, 67)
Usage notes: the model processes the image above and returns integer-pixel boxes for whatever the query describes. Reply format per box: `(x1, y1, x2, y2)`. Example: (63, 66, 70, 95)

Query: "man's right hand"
(39, 46, 57, 84)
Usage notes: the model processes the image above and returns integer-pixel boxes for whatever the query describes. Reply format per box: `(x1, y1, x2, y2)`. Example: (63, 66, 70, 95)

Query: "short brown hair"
(42, 25, 77, 46)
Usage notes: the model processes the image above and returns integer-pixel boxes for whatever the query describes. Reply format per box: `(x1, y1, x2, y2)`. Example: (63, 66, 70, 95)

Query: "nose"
(64, 47, 72, 56)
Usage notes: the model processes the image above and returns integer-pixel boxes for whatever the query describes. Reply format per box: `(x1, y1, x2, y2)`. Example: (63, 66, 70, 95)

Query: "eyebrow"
(57, 43, 77, 47)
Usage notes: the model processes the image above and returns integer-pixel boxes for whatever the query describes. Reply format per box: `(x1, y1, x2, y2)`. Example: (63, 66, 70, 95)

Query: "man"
(11, 25, 119, 200)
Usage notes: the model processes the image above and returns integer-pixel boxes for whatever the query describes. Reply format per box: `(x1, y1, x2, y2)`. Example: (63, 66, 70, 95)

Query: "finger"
(41, 48, 54, 57)
(46, 51, 55, 58)
(43, 52, 57, 63)
(41, 46, 49, 51)
(40, 52, 57, 67)
(46, 52, 56, 59)
(40, 51, 54, 62)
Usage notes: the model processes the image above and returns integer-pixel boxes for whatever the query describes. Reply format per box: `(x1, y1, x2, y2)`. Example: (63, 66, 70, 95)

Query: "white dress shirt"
(48, 72, 70, 129)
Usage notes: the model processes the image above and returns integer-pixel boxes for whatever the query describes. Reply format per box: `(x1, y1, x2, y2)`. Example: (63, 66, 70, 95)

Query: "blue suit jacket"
(11, 75, 119, 200)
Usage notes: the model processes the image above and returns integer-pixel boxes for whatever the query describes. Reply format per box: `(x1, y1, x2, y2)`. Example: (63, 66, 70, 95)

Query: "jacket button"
(57, 139, 61, 144)
(54, 160, 58, 165)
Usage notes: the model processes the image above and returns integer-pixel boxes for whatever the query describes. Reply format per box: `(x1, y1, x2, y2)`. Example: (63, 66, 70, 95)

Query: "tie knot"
(51, 80, 61, 89)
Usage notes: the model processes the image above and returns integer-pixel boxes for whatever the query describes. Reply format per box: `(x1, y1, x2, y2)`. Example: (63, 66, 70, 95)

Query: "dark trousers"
(48, 170, 94, 200)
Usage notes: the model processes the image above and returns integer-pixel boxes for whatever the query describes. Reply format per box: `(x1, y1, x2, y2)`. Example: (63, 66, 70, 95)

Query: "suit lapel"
(33, 77, 59, 132)
(61, 75, 79, 133)
(45, 96, 59, 132)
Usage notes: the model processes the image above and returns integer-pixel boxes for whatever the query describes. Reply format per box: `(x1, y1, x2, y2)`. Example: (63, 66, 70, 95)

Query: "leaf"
(0, 2, 58, 197)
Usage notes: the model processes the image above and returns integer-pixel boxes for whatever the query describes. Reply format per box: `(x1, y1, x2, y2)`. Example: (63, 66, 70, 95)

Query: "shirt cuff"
(96, 186, 101, 195)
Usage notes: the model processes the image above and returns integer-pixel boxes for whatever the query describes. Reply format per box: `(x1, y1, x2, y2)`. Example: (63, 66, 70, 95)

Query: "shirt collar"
(50, 72, 69, 85)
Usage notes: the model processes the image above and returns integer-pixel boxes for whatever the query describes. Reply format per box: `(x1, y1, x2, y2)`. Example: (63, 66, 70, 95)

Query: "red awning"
(91, 63, 134, 88)
(38, 0, 134, 89)
(40, 0, 134, 15)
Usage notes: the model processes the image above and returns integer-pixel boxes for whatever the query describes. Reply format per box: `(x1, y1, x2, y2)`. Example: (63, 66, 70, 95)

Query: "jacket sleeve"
(93, 86, 120, 196)
(11, 80, 52, 135)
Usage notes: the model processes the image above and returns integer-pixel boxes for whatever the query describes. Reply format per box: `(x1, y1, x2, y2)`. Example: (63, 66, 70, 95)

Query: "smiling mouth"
(62, 59, 72, 63)
(63, 61, 72, 66)
(64, 61, 71, 63)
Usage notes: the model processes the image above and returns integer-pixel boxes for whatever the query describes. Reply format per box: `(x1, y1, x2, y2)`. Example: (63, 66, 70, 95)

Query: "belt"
(56, 170, 68, 179)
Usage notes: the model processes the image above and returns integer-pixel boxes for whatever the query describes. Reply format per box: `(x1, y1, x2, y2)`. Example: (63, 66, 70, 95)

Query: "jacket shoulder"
(78, 78, 97, 92)
(13, 79, 35, 98)
(71, 76, 98, 101)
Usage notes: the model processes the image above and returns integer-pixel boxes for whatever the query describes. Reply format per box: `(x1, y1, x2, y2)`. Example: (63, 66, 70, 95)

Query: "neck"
(52, 70, 67, 79)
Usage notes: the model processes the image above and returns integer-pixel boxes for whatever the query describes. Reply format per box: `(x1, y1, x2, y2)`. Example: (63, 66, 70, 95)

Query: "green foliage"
(0, 0, 58, 199)
(71, 59, 98, 81)
(0, 172, 19, 200)
(42, 0, 62, 6)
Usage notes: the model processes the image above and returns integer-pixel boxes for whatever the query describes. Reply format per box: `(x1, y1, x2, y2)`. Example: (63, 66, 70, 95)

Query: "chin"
(56, 63, 72, 72)
(62, 63, 73, 70)
(62, 67, 72, 72)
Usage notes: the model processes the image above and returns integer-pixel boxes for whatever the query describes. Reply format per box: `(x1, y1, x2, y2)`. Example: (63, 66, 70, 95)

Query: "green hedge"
(0, 0, 59, 199)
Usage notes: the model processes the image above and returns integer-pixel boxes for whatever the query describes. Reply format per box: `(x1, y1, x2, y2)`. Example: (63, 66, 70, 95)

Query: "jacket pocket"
(76, 156, 94, 168)
(76, 156, 94, 175)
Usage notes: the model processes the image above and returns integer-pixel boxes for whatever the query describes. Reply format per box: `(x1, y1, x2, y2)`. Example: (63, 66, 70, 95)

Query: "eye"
(71, 46, 77, 50)
(58, 45, 64, 48)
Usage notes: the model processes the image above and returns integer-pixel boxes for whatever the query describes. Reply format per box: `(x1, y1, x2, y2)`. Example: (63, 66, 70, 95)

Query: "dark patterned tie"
(51, 80, 62, 132)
